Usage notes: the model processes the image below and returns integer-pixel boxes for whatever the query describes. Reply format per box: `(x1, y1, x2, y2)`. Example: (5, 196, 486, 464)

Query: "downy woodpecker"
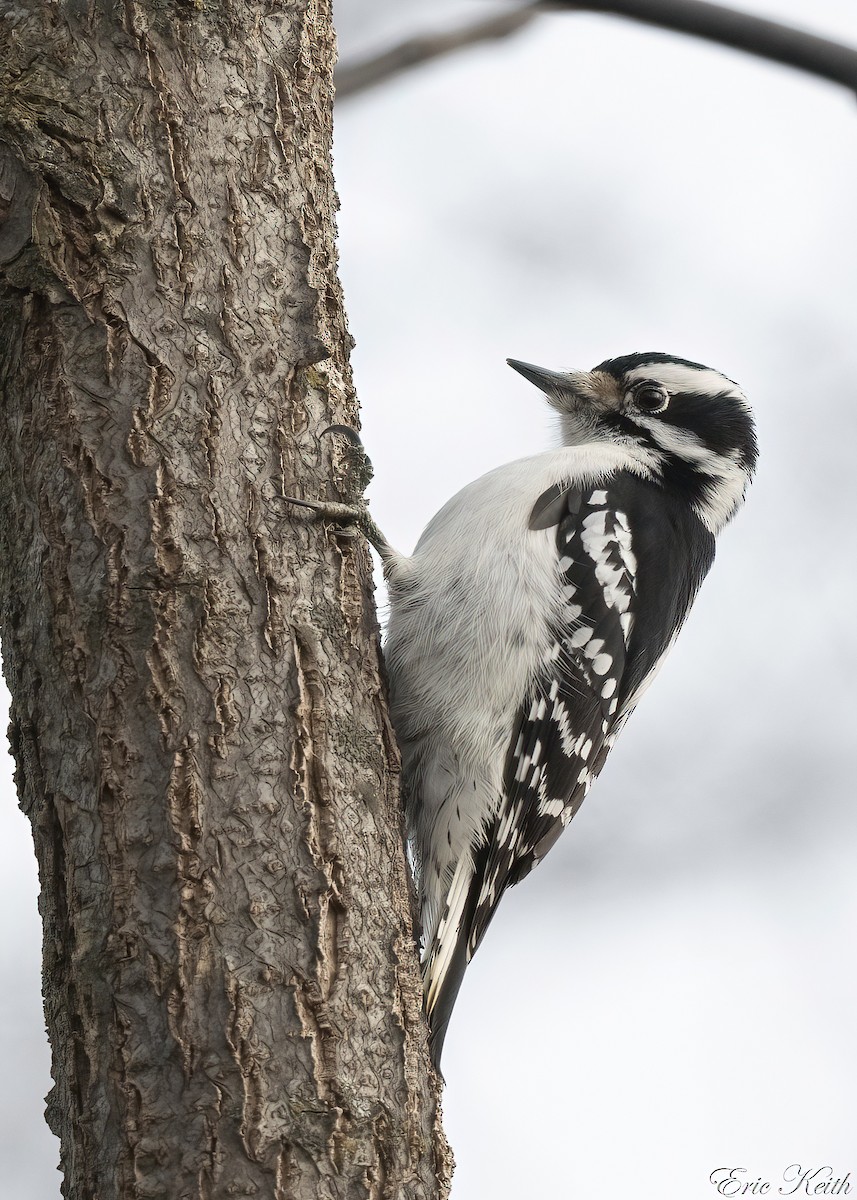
(289, 352, 757, 1071)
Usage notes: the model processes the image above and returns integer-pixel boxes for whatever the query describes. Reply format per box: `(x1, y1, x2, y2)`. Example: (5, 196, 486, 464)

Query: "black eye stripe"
(608, 388, 757, 475)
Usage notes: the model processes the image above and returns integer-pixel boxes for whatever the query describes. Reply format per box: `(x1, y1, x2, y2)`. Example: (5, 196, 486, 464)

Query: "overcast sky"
(2, 3, 855, 1197)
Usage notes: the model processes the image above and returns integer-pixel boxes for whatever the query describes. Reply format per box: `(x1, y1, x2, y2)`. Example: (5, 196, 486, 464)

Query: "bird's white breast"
(384, 442, 654, 896)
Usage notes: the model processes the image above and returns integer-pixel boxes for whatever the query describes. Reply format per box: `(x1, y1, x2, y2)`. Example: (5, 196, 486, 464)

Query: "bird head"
(507, 351, 758, 533)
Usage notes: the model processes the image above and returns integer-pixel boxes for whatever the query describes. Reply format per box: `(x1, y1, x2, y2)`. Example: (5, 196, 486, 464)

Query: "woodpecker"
(288, 352, 757, 1072)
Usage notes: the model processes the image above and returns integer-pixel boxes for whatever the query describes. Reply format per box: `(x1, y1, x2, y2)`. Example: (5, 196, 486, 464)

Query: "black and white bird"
(290, 352, 757, 1071)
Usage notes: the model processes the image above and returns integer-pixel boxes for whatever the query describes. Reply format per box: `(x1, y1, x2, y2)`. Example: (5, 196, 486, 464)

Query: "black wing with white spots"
(467, 471, 716, 957)
(422, 472, 715, 1065)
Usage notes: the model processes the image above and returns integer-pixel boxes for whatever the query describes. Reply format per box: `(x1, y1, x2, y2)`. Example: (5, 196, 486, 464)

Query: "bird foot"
(282, 495, 369, 542)
(282, 427, 396, 562)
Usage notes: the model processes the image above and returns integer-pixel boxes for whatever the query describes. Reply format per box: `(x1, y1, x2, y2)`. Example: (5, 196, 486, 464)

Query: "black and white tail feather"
(288, 351, 757, 1073)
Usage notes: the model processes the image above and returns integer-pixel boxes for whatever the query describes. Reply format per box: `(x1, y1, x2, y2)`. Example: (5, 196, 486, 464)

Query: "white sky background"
(1, 2, 856, 1196)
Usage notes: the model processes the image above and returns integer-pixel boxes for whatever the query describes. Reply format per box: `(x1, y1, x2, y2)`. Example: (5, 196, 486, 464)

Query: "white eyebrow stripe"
(625, 363, 744, 399)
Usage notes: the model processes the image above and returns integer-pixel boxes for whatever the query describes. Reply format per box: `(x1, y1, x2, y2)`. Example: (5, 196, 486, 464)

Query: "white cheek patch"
(636, 417, 709, 461)
(634, 413, 749, 534)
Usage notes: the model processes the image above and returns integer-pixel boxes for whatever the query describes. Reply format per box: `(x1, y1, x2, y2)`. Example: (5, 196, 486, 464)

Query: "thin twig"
(335, 0, 857, 100)
(335, 10, 540, 99)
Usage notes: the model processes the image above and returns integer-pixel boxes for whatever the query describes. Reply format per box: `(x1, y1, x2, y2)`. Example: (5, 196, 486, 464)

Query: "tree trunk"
(0, 3, 450, 1197)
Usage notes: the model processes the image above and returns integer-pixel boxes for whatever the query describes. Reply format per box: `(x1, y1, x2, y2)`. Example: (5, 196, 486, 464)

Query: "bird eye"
(633, 383, 670, 413)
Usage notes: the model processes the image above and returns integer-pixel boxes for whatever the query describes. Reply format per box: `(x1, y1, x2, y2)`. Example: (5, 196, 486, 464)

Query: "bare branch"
(558, 0, 857, 91)
(335, 9, 539, 99)
(336, 1, 857, 100)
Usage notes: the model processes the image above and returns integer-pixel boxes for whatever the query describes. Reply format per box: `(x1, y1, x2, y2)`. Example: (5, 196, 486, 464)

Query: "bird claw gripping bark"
(282, 426, 396, 562)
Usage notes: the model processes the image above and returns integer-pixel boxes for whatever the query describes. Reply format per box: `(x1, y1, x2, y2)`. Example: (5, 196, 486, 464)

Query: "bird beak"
(506, 359, 572, 392)
(506, 358, 598, 411)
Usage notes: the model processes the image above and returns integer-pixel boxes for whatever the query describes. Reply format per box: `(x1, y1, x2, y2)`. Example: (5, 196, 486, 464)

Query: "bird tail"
(422, 839, 504, 1072)
(423, 854, 476, 1072)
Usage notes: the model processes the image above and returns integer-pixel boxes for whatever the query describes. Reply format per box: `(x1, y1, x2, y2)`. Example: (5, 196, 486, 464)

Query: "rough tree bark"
(0, 2, 451, 1197)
